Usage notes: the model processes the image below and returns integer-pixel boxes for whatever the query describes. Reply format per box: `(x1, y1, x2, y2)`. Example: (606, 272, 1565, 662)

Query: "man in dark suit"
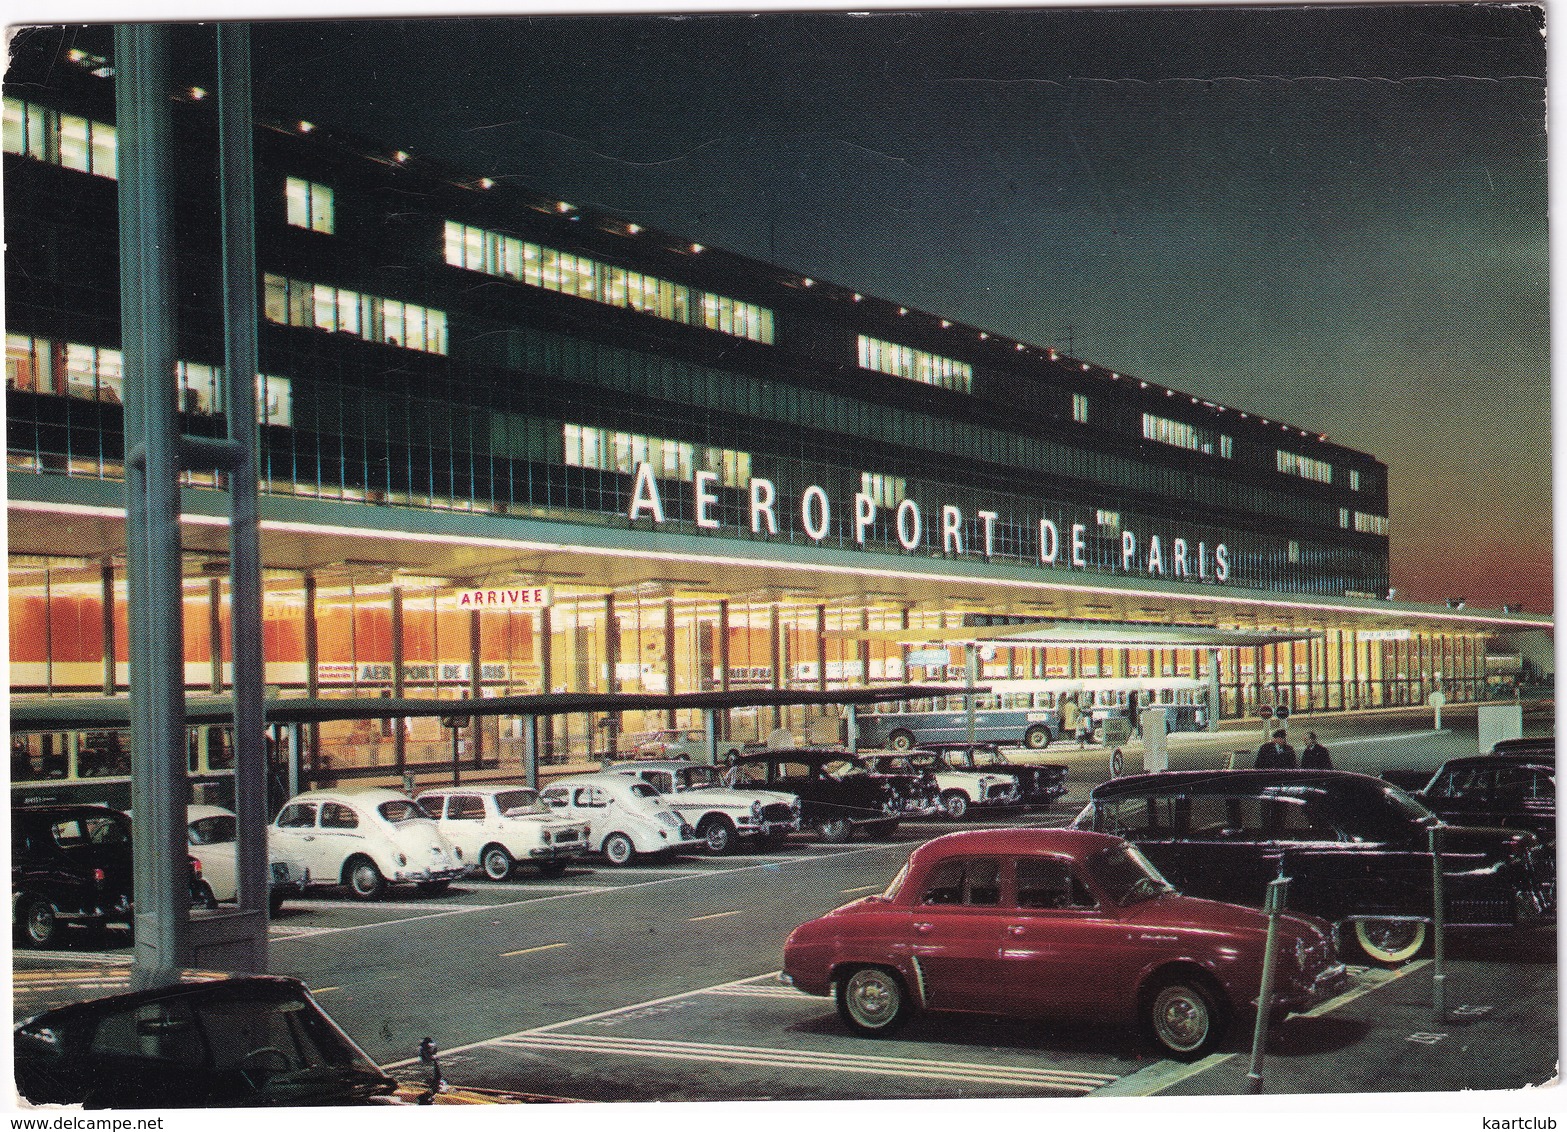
(1300, 732, 1333, 769)
(1255, 728, 1297, 769)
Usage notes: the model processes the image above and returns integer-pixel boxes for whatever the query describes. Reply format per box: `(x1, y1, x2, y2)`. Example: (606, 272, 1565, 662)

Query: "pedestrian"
(1301, 732, 1332, 770)
(1255, 728, 1297, 769)
(1128, 689, 1141, 738)
(1061, 697, 1082, 748)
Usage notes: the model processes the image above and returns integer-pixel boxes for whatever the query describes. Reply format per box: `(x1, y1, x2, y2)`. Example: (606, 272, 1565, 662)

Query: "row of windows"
(6, 334, 293, 425)
(1342, 509, 1389, 535)
(562, 423, 752, 488)
(856, 334, 973, 394)
(3, 97, 117, 179)
(1072, 393, 1090, 424)
(1142, 413, 1233, 458)
(860, 471, 907, 507)
(285, 176, 334, 234)
(1277, 449, 1334, 484)
(263, 274, 448, 355)
(442, 220, 775, 344)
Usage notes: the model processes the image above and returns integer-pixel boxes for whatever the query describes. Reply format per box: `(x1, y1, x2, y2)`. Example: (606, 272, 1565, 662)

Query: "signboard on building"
(455, 586, 553, 608)
(1358, 629, 1412, 642)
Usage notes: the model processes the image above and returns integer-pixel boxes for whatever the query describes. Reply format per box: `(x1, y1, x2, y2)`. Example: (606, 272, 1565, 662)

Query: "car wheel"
(537, 860, 568, 879)
(888, 730, 915, 752)
(602, 832, 637, 867)
(864, 820, 899, 839)
(1142, 976, 1228, 1061)
(1352, 919, 1428, 965)
(416, 880, 452, 896)
(16, 895, 60, 949)
(698, 816, 736, 855)
(836, 966, 911, 1036)
(816, 817, 854, 844)
(940, 790, 970, 820)
(1024, 725, 1050, 750)
(482, 844, 515, 881)
(268, 889, 286, 917)
(196, 881, 220, 911)
(345, 856, 386, 901)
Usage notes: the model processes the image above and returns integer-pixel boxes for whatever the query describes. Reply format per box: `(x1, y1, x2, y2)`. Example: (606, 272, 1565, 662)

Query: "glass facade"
(3, 96, 117, 179)
(857, 334, 973, 393)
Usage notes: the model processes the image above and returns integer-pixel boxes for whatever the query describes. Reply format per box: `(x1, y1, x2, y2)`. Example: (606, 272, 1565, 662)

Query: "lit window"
(1096, 509, 1121, 530)
(263, 274, 446, 354)
(1142, 412, 1226, 455)
(1277, 450, 1333, 483)
(1353, 512, 1388, 535)
(285, 176, 335, 234)
(860, 472, 906, 507)
(856, 335, 972, 394)
(1219, 435, 1233, 459)
(1287, 540, 1300, 564)
(1349, 469, 1361, 491)
(1339, 508, 1351, 529)
(3, 97, 116, 179)
(1072, 393, 1089, 424)
(443, 220, 772, 344)
(563, 424, 750, 488)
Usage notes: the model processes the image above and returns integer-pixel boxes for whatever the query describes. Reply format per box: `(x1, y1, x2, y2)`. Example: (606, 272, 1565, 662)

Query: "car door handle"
(1006, 924, 1026, 936)
(914, 922, 934, 934)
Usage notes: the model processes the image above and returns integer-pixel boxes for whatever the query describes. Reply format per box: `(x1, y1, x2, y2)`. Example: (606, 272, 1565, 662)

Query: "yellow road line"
(687, 910, 744, 923)
(840, 885, 878, 894)
(500, 942, 568, 958)
(311, 986, 341, 994)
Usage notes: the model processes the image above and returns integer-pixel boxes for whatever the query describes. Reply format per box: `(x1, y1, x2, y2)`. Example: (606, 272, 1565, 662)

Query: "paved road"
(14, 707, 1554, 1103)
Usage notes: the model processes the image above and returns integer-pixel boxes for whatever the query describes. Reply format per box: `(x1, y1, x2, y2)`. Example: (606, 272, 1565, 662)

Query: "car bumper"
(1267, 962, 1350, 1014)
(391, 865, 468, 883)
(527, 844, 585, 860)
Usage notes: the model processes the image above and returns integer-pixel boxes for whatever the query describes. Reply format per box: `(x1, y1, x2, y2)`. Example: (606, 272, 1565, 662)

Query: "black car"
(727, 749, 940, 842)
(12, 805, 136, 949)
(1072, 770, 1554, 965)
(15, 974, 400, 1107)
(1491, 736, 1556, 758)
(1411, 754, 1555, 843)
(913, 740, 1071, 807)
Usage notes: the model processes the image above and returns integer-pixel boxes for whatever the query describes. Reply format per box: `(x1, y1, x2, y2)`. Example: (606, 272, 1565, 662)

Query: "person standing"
(1301, 732, 1333, 769)
(1061, 697, 1083, 748)
(1255, 728, 1297, 769)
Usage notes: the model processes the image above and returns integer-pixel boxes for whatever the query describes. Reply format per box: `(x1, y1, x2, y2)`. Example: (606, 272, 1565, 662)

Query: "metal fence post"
(1246, 875, 1291, 1094)
(1430, 825, 1446, 1020)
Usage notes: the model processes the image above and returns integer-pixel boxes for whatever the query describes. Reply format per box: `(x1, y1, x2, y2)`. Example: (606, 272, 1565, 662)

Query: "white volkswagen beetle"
(415, 786, 592, 880)
(538, 773, 702, 866)
(269, 788, 467, 900)
(186, 804, 307, 915)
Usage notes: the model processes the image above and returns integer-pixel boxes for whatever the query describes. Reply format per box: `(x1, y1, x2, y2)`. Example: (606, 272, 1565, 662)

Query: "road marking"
(1333, 730, 1450, 746)
(701, 983, 812, 1000)
(687, 909, 744, 923)
(288, 899, 479, 912)
(840, 885, 878, 894)
(1299, 959, 1430, 1018)
(311, 986, 340, 994)
(493, 1032, 1116, 1093)
(1407, 1032, 1448, 1044)
(501, 941, 569, 958)
(13, 951, 131, 966)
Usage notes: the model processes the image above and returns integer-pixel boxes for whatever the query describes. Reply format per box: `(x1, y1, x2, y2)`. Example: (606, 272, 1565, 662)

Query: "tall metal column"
(118, 22, 189, 989)
(100, 559, 117, 695)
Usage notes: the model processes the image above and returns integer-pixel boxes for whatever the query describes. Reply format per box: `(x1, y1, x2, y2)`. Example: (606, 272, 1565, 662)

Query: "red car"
(780, 828, 1347, 1060)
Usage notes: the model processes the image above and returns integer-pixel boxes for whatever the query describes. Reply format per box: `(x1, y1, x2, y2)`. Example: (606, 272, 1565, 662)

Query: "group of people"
(1255, 728, 1332, 769)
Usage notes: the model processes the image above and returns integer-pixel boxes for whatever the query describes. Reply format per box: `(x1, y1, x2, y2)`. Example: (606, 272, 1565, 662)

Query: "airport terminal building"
(6, 33, 1549, 798)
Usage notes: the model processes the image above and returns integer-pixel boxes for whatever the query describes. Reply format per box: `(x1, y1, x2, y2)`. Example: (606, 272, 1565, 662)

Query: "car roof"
(187, 804, 234, 821)
(415, 784, 536, 796)
(607, 760, 711, 773)
(1437, 753, 1555, 772)
(909, 827, 1123, 864)
(544, 772, 657, 790)
(733, 748, 857, 764)
(1490, 737, 1556, 756)
(281, 788, 416, 806)
(1089, 768, 1392, 799)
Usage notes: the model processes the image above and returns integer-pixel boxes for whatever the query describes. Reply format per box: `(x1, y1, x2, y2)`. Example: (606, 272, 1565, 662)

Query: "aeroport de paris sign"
(625, 462, 1233, 583)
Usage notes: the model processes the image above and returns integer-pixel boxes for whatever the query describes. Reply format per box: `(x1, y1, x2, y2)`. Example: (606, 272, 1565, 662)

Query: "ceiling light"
(556, 201, 573, 213)
(626, 223, 642, 234)
(690, 243, 704, 253)
(940, 319, 951, 328)
(978, 331, 989, 340)
(189, 87, 207, 100)
(394, 150, 410, 163)
(478, 177, 494, 189)
(298, 121, 314, 133)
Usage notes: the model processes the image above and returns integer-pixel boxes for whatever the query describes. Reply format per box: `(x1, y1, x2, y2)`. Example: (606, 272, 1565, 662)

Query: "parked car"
(627, 729, 742, 762)
(863, 751, 1020, 819)
(1490, 736, 1555, 758)
(915, 741, 1070, 808)
(185, 804, 308, 915)
(1072, 770, 1555, 964)
(13, 973, 577, 1107)
(725, 749, 941, 843)
(270, 789, 467, 901)
(415, 786, 591, 879)
(538, 773, 703, 865)
(780, 827, 1347, 1060)
(1406, 754, 1555, 844)
(606, 759, 801, 854)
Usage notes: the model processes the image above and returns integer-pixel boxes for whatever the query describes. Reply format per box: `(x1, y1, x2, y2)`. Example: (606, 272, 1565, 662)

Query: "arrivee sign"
(456, 586, 552, 608)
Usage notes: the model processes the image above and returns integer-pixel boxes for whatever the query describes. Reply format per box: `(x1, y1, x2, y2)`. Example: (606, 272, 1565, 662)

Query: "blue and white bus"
(853, 677, 1210, 751)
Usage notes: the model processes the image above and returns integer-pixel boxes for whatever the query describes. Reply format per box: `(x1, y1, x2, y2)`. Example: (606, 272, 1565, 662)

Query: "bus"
(853, 677, 1211, 750)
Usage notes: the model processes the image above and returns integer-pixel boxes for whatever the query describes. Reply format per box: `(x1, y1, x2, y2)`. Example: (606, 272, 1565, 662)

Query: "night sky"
(90, 5, 1567, 609)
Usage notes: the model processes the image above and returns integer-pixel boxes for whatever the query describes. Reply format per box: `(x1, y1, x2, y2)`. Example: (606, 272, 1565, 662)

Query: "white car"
(269, 788, 468, 900)
(867, 752, 1022, 819)
(606, 759, 801, 854)
(628, 729, 742, 761)
(538, 773, 703, 866)
(415, 786, 592, 880)
(186, 804, 307, 915)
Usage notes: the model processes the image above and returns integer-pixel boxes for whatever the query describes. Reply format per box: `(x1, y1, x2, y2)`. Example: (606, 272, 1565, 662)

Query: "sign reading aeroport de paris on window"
(626, 462, 1234, 583)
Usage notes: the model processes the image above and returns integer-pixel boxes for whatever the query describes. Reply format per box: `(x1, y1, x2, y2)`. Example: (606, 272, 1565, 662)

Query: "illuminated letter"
(1198, 541, 1209, 579)
(693, 470, 720, 529)
(853, 493, 877, 545)
(896, 499, 922, 550)
(1215, 543, 1230, 582)
(749, 478, 778, 534)
(1121, 530, 1137, 572)
(1071, 523, 1087, 568)
(1039, 519, 1059, 565)
(942, 505, 964, 555)
(1147, 535, 1164, 576)
(628, 461, 665, 523)
(801, 485, 830, 541)
(1173, 538, 1189, 578)
(978, 510, 999, 558)
(460, 593, 471, 606)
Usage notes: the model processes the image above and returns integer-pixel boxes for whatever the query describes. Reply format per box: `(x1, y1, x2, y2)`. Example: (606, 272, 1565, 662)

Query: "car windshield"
(377, 800, 425, 823)
(1085, 844, 1175, 905)
(873, 757, 914, 773)
(628, 782, 661, 800)
(677, 767, 721, 789)
(825, 760, 868, 778)
(495, 789, 542, 815)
